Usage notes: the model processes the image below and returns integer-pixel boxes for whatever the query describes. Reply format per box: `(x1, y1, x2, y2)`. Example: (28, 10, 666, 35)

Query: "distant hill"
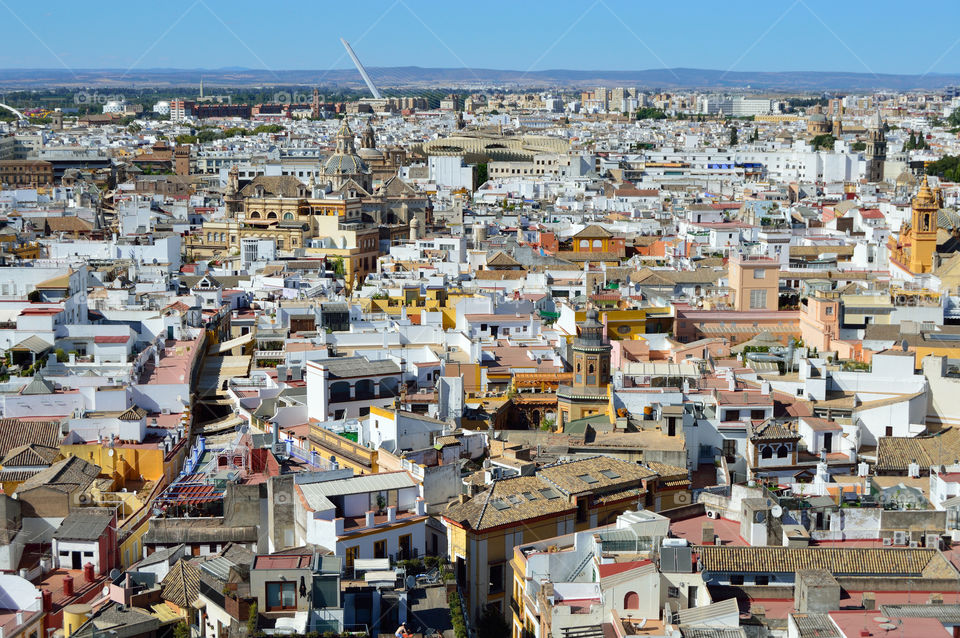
(1, 66, 959, 91)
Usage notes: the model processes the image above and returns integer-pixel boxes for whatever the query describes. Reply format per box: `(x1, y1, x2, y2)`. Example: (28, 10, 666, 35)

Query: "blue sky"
(1, 0, 959, 75)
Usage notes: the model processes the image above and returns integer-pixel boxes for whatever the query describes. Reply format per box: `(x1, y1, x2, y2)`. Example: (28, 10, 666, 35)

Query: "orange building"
(570, 224, 625, 256)
(728, 255, 780, 311)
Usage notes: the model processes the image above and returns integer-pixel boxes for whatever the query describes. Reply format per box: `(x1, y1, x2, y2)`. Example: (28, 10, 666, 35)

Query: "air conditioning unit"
(926, 534, 941, 549)
(893, 531, 907, 546)
(882, 538, 893, 546)
(909, 541, 920, 548)
(706, 510, 716, 519)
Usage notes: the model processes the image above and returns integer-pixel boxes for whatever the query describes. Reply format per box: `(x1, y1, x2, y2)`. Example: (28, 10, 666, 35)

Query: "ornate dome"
(322, 120, 370, 178)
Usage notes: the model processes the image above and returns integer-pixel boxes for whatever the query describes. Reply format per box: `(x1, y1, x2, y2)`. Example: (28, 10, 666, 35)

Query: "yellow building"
(308, 421, 378, 475)
(360, 288, 474, 329)
(443, 457, 657, 622)
(888, 175, 941, 276)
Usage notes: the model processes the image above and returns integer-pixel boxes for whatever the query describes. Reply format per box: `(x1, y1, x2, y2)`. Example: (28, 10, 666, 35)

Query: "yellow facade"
(360, 290, 473, 330)
(60, 442, 167, 485)
(308, 424, 378, 475)
(888, 176, 941, 275)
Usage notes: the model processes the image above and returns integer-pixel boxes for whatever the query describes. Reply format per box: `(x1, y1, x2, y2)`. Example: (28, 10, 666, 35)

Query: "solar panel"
(507, 494, 523, 505)
(578, 474, 599, 484)
(540, 488, 561, 499)
(599, 469, 620, 479)
(522, 491, 538, 501)
(491, 499, 511, 511)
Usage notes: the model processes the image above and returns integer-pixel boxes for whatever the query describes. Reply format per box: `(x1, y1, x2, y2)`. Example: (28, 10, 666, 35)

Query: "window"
(345, 546, 359, 568)
(825, 306, 834, 316)
(749, 289, 767, 310)
(374, 540, 387, 559)
(755, 575, 770, 586)
(489, 563, 505, 594)
(730, 575, 744, 585)
(723, 439, 737, 461)
(761, 446, 773, 459)
(753, 269, 765, 279)
(668, 586, 680, 598)
(778, 445, 789, 459)
(265, 582, 297, 611)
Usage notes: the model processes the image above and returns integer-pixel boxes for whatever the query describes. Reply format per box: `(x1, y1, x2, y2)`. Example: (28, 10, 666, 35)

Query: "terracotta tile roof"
(0, 443, 59, 467)
(161, 559, 201, 608)
(0, 419, 61, 457)
(697, 546, 955, 578)
(444, 456, 653, 531)
(877, 427, 960, 472)
(15, 456, 100, 494)
(573, 224, 614, 239)
(644, 461, 688, 480)
(749, 420, 801, 442)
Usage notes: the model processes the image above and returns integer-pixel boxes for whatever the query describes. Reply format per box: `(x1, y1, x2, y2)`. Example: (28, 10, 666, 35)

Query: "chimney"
(760, 381, 770, 395)
(387, 505, 397, 523)
(365, 510, 375, 528)
(861, 592, 876, 611)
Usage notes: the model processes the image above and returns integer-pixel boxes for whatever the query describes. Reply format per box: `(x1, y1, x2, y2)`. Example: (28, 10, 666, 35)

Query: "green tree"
(916, 132, 927, 150)
(927, 155, 960, 182)
(851, 141, 866, 151)
(173, 622, 190, 638)
(810, 134, 835, 151)
(475, 162, 488, 188)
(247, 602, 258, 635)
(729, 127, 738, 145)
(635, 107, 667, 120)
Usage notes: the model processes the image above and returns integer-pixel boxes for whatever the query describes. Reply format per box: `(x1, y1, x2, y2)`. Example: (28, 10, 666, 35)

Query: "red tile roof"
(597, 559, 652, 578)
(94, 335, 129, 344)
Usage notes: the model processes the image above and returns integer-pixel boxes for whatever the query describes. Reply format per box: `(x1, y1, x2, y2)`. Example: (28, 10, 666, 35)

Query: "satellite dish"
(102, 585, 110, 596)
(108, 448, 115, 457)
(110, 568, 121, 580)
(771, 505, 783, 518)
(754, 511, 766, 524)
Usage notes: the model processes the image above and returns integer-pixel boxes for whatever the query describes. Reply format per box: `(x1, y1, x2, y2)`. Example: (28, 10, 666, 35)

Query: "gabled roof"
(1, 443, 59, 467)
(161, 559, 201, 608)
(0, 419, 61, 456)
(16, 456, 100, 494)
(486, 251, 521, 267)
(19, 373, 55, 395)
(11, 336, 53, 355)
(239, 175, 307, 198)
(573, 224, 613, 239)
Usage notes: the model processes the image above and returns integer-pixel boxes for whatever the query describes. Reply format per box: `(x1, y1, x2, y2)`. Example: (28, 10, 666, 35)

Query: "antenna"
(340, 38, 383, 99)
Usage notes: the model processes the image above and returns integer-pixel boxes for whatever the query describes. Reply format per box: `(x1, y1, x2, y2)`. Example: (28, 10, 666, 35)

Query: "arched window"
(249, 211, 261, 219)
(593, 239, 603, 249)
(761, 446, 773, 459)
(777, 445, 789, 459)
(267, 211, 278, 219)
(579, 240, 590, 249)
(588, 364, 595, 374)
(206, 232, 212, 242)
(283, 212, 295, 220)
(576, 362, 581, 372)
(624, 592, 639, 610)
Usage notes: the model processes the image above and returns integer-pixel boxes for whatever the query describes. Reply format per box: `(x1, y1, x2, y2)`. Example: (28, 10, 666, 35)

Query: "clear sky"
(1, 0, 959, 75)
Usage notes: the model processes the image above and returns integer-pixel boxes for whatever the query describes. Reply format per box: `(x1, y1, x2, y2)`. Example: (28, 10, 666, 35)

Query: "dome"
(807, 114, 826, 122)
(321, 120, 370, 178)
(358, 146, 384, 160)
(322, 153, 369, 176)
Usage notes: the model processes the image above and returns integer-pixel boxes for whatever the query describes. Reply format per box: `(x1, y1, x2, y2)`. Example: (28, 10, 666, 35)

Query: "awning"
(10, 335, 53, 353)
